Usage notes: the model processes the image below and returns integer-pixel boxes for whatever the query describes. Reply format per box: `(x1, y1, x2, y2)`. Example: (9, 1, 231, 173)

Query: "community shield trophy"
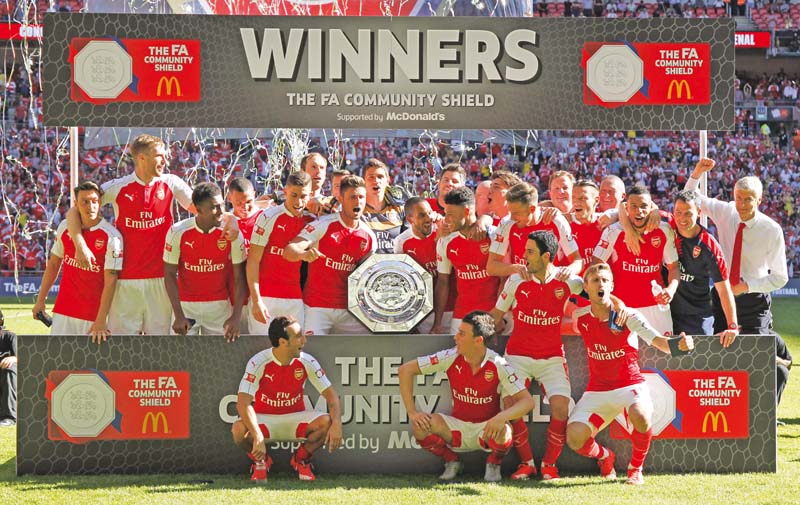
(348, 254, 433, 333)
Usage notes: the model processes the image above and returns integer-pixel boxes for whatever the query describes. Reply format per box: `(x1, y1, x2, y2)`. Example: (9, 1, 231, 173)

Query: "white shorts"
(569, 383, 653, 435)
(108, 278, 172, 335)
(439, 414, 491, 453)
(51, 313, 92, 336)
(252, 410, 327, 441)
(304, 306, 370, 335)
(176, 300, 232, 335)
(503, 354, 571, 400)
(417, 311, 452, 334)
(637, 305, 673, 336)
(248, 297, 305, 335)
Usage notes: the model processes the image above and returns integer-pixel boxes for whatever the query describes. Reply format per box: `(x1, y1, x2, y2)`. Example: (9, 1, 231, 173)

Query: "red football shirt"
(52, 221, 123, 321)
(437, 232, 499, 319)
(592, 222, 678, 308)
(569, 216, 604, 275)
(250, 205, 312, 299)
(395, 228, 457, 312)
(163, 217, 246, 302)
(495, 272, 583, 358)
(298, 213, 377, 309)
(102, 173, 192, 280)
(490, 214, 579, 267)
(238, 349, 331, 415)
(418, 347, 525, 423)
(237, 210, 262, 253)
(574, 306, 660, 392)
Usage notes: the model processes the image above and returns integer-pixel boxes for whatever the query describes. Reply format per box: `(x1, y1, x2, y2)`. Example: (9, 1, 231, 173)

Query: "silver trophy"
(348, 254, 433, 333)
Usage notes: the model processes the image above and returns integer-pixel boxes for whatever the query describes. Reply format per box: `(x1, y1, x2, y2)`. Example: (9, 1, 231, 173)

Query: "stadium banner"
(42, 14, 735, 130)
(18, 333, 774, 475)
(773, 278, 800, 298)
(0, 275, 59, 297)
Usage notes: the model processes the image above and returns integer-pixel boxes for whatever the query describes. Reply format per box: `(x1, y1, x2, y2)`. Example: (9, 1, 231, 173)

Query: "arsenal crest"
(94, 238, 105, 249)
(484, 369, 495, 382)
(650, 236, 662, 248)
(156, 187, 165, 200)
(480, 243, 490, 255)
(692, 245, 701, 259)
(217, 239, 228, 251)
(359, 239, 369, 252)
(294, 368, 304, 380)
(554, 287, 565, 299)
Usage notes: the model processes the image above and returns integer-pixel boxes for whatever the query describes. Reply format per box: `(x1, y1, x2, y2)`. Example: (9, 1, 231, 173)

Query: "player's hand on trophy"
(409, 411, 433, 432)
(692, 157, 716, 178)
(252, 300, 270, 324)
(541, 206, 560, 225)
(88, 321, 111, 345)
(325, 422, 343, 452)
(172, 316, 192, 336)
(482, 415, 506, 442)
(251, 435, 267, 461)
(223, 316, 240, 343)
(302, 247, 325, 263)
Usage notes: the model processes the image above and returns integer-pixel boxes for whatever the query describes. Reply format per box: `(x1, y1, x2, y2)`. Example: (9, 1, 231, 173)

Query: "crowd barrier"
(17, 332, 775, 475)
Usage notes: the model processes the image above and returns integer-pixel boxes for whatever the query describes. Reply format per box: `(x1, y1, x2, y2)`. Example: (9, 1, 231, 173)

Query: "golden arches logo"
(701, 411, 729, 433)
(667, 79, 692, 100)
(156, 76, 182, 97)
(141, 411, 169, 434)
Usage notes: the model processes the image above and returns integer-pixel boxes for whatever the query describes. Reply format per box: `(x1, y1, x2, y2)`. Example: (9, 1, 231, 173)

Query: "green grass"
(2, 299, 800, 504)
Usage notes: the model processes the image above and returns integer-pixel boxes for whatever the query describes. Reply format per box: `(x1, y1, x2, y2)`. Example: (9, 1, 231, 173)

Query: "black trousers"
(0, 364, 16, 420)
(712, 290, 773, 335)
(777, 364, 789, 407)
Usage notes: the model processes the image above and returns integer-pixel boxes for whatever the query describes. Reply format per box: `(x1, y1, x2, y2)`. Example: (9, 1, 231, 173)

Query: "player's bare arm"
(487, 251, 530, 280)
(430, 273, 451, 334)
(714, 279, 739, 347)
(398, 360, 433, 432)
(223, 262, 246, 342)
(691, 157, 716, 179)
(321, 387, 344, 452)
(484, 389, 534, 441)
(32, 255, 62, 321)
(65, 206, 95, 268)
(89, 269, 119, 344)
(246, 244, 270, 324)
(235, 392, 266, 461)
(163, 263, 191, 335)
(651, 331, 694, 356)
(284, 237, 325, 263)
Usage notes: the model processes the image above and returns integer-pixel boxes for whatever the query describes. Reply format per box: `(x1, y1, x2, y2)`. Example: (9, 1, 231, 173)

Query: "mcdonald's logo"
(141, 411, 169, 434)
(667, 79, 692, 100)
(701, 411, 729, 433)
(156, 76, 182, 97)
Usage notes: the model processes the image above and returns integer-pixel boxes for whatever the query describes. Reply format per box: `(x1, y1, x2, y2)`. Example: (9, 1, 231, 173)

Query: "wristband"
(667, 336, 691, 357)
(728, 322, 740, 333)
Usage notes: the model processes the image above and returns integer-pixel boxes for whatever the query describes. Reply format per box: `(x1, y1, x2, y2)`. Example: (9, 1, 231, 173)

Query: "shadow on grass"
(7, 471, 618, 493)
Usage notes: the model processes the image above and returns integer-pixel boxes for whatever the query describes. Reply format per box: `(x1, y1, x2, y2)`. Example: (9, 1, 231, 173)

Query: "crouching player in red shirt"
(232, 316, 343, 482)
(567, 263, 693, 485)
(399, 311, 534, 482)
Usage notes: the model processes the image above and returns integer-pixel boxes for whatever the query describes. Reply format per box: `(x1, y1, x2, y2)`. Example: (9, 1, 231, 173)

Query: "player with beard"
(432, 187, 499, 334)
(592, 185, 680, 335)
(34, 181, 123, 342)
(233, 316, 342, 482)
(399, 311, 534, 482)
(247, 172, 314, 333)
(284, 175, 377, 335)
(487, 182, 581, 280)
(568, 263, 693, 485)
(394, 197, 456, 333)
(427, 163, 466, 216)
(362, 158, 406, 254)
(164, 182, 245, 340)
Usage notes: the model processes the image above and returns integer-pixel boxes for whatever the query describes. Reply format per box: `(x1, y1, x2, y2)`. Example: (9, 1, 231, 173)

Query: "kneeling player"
(567, 263, 693, 485)
(232, 316, 343, 482)
(399, 311, 534, 482)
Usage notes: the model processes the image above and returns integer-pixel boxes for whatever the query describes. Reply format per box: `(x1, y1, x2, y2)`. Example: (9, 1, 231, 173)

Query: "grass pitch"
(1, 298, 800, 504)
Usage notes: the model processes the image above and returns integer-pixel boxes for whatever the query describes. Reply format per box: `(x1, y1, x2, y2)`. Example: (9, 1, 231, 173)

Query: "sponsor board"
(46, 370, 190, 442)
(70, 38, 201, 103)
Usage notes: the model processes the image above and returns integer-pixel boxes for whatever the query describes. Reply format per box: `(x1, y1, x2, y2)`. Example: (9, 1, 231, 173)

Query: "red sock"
(486, 437, 512, 465)
(417, 434, 459, 462)
(575, 437, 604, 460)
(248, 452, 262, 463)
(295, 443, 312, 463)
(542, 418, 567, 466)
(511, 419, 534, 464)
(629, 428, 652, 470)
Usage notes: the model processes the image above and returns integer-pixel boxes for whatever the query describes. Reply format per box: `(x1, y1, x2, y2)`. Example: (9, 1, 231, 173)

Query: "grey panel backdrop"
(17, 333, 774, 475)
(43, 14, 734, 130)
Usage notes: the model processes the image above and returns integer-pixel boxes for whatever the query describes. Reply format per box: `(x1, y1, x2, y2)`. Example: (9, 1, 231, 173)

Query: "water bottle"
(650, 280, 670, 312)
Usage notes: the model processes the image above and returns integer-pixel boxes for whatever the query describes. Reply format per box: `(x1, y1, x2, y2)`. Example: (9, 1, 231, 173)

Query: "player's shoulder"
(396, 227, 415, 243)
(246, 348, 275, 369)
(441, 230, 461, 246)
(54, 220, 68, 237)
(101, 173, 136, 192)
(261, 204, 287, 221)
(495, 216, 513, 233)
(574, 305, 592, 320)
(298, 351, 323, 368)
(505, 273, 525, 289)
(171, 217, 196, 233)
(96, 219, 123, 240)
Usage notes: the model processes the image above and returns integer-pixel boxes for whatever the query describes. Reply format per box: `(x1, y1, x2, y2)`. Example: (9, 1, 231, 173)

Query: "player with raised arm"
(232, 316, 342, 482)
(567, 263, 693, 485)
(284, 175, 377, 335)
(33, 181, 123, 343)
(399, 311, 534, 481)
(163, 182, 245, 340)
(247, 172, 313, 333)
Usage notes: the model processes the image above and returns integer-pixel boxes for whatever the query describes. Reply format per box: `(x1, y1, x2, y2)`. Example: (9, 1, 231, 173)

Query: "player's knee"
(428, 414, 449, 436)
(549, 395, 570, 420)
(231, 420, 246, 440)
(497, 423, 513, 445)
(566, 423, 588, 450)
(627, 410, 651, 432)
